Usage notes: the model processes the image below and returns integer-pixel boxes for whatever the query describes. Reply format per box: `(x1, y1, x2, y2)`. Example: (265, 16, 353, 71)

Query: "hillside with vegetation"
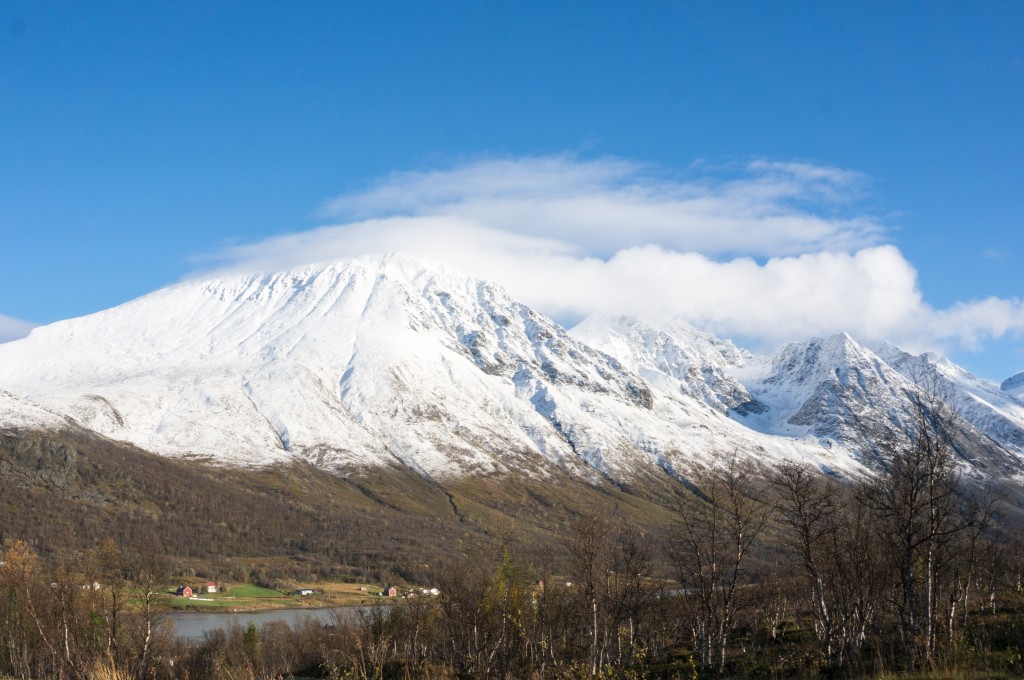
(0, 425, 683, 587)
(3, 394, 1024, 679)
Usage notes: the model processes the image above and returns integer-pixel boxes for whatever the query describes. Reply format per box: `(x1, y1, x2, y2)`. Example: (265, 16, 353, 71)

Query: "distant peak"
(794, 331, 864, 358)
(1002, 372, 1024, 394)
(826, 331, 857, 346)
(573, 312, 706, 340)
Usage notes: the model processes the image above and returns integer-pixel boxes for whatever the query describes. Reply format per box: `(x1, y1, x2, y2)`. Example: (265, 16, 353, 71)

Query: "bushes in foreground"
(3, 480, 1024, 679)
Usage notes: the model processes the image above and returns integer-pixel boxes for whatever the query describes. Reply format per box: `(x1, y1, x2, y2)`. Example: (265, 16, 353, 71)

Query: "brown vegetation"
(3, 385, 1024, 678)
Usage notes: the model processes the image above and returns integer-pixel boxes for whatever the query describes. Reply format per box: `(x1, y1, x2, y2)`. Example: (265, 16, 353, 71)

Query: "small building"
(295, 588, 315, 596)
(176, 585, 193, 598)
(383, 586, 398, 597)
(203, 581, 218, 594)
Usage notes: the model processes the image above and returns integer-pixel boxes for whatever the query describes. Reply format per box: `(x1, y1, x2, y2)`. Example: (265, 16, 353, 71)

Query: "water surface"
(167, 605, 378, 640)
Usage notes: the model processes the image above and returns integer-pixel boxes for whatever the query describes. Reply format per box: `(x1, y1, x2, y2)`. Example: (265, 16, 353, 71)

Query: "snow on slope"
(0, 388, 72, 431)
(732, 333, 914, 444)
(572, 315, 756, 415)
(1003, 373, 1024, 400)
(728, 334, 1024, 475)
(0, 255, 864, 481)
(575, 321, 894, 468)
(0, 255, 585, 473)
(579, 319, 1024, 477)
(877, 344, 1024, 455)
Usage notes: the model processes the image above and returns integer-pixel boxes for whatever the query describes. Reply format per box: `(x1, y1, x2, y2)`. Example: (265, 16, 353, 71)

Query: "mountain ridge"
(1, 254, 1021, 486)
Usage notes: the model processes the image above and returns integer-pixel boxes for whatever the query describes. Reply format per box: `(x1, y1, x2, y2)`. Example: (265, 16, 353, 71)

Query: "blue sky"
(1, 1, 1023, 380)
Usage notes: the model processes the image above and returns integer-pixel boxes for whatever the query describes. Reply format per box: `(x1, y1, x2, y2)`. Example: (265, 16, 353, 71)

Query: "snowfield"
(1, 254, 1022, 483)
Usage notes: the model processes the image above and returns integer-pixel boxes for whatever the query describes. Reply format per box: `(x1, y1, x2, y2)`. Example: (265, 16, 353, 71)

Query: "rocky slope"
(577, 322, 1024, 478)
(571, 315, 757, 415)
(876, 344, 1024, 457)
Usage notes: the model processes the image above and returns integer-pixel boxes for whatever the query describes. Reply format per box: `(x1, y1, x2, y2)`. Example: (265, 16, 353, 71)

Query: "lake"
(167, 605, 381, 640)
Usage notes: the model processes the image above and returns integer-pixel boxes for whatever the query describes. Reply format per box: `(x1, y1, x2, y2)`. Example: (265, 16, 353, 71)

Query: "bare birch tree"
(670, 452, 770, 674)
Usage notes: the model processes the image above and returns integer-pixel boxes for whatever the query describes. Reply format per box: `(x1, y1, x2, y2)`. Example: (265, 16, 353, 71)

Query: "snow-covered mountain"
(0, 388, 73, 432)
(0, 255, 855, 483)
(0, 254, 1020, 485)
(1004, 373, 1024, 400)
(730, 333, 913, 445)
(571, 315, 757, 416)
(876, 344, 1024, 457)
(574, 321, 1024, 478)
(741, 335, 1022, 474)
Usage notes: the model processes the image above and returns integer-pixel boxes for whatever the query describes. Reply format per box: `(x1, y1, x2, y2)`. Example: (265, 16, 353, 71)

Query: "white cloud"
(925, 298, 1024, 352)
(0, 314, 35, 344)
(320, 155, 883, 257)
(197, 155, 1024, 356)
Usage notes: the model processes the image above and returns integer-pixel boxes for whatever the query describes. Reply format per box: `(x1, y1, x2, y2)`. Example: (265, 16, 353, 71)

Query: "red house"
(383, 586, 398, 597)
(176, 585, 193, 598)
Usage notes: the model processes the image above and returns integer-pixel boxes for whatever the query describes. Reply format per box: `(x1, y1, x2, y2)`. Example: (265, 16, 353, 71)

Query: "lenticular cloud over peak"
(197, 154, 1024, 358)
(320, 155, 883, 257)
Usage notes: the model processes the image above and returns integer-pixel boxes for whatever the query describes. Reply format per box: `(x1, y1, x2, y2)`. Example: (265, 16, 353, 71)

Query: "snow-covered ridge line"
(0, 253, 1020, 483)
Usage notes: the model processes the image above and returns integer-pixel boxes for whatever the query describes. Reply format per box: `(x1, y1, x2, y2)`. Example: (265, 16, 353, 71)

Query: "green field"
(224, 584, 285, 598)
(164, 581, 383, 611)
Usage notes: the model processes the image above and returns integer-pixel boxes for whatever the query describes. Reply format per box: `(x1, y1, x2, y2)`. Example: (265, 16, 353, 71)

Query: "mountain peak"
(1003, 372, 1024, 397)
(1, 255, 1021, 486)
(761, 332, 876, 389)
(0, 254, 665, 477)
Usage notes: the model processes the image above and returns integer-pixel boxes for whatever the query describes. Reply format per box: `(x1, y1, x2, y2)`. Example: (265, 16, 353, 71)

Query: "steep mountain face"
(572, 315, 758, 415)
(0, 256, 642, 479)
(578, 319, 1024, 477)
(732, 335, 1023, 475)
(0, 254, 1019, 487)
(730, 333, 913, 444)
(876, 344, 1024, 456)
(579, 326, 904, 469)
